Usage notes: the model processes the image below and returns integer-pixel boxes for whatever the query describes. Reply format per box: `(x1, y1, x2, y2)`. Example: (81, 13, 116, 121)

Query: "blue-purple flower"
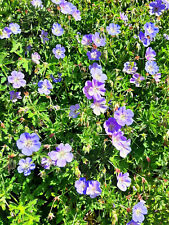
(91, 97, 107, 116)
(75, 178, 88, 194)
(69, 104, 80, 118)
(149, 0, 165, 16)
(8, 71, 26, 89)
(9, 23, 21, 34)
(145, 61, 159, 75)
(163, 0, 169, 9)
(130, 73, 145, 87)
(87, 49, 101, 60)
(89, 63, 102, 71)
(104, 117, 121, 135)
(86, 180, 102, 198)
(9, 91, 22, 102)
(52, 23, 64, 36)
(32, 52, 41, 64)
(48, 143, 73, 167)
(81, 34, 92, 45)
(138, 31, 151, 47)
(92, 32, 106, 47)
(0, 27, 11, 39)
(106, 23, 121, 35)
(83, 80, 93, 100)
(52, 44, 65, 59)
(60, 1, 76, 14)
(40, 30, 49, 44)
(38, 79, 53, 95)
(112, 131, 131, 158)
(51, 0, 64, 4)
(16, 133, 41, 156)
(123, 62, 138, 74)
(127, 220, 141, 225)
(114, 106, 134, 126)
(90, 68, 107, 83)
(145, 47, 156, 61)
(132, 202, 148, 223)
(88, 79, 106, 100)
(31, 0, 43, 8)
(50, 73, 62, 83)
(117, 172, 131, 191)
(17, 157, 35, 176)
(163, 33, 169, 40)
(144, 22, 159, 39)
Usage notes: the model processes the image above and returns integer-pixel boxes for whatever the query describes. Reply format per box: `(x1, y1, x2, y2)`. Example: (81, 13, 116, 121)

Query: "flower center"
(91, 52, 97, 59)
(25, 139, 33, 148)
(136, 208, 141, 216)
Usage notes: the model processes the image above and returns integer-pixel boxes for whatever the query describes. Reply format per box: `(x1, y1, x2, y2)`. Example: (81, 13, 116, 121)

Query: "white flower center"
(91, 52, 97, 59)
(25, 139, 33, 148)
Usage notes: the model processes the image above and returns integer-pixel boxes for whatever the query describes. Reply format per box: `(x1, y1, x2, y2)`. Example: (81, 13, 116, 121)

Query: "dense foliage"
(0, 0, 168, 224)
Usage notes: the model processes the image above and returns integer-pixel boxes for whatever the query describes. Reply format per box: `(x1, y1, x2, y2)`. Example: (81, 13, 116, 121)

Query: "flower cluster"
(83, 63, 107, 115)
(75, 178, 102, 198)
(139, 22, 159, 47)
(51, 0, 81, 21)
(0, 23, 21, 39)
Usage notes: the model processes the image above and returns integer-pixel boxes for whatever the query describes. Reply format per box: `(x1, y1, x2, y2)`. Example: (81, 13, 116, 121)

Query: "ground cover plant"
(0, 0, 168, 224)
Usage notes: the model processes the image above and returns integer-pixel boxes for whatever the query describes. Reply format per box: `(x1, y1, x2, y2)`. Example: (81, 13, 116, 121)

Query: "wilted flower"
(152, 73, 161, 82)
(112, 131, 131, 158)
(120, 12, 128, 22)
(81, 34, 92, 45)
(123, 62, 138, 74)
(40, 30, 49, 44)
(72, 10, 81, 21)
(132, 202, 148, 223)
(145, 61, 159, 75)
(31, 52, 41, 64)
(92, 32, 106, 47)
(8, 71, 26, 89)
(144, 22, 159, 39)
(41, 157, 53, 169)
(52, 44, 65, 59)
(145, 47, 156, 61)
(48, 143, 73, 167)
(69, 104, 80, 118)
(38, 79, 53, 95)
(87, 49, 101, 60)
(86, 180, 102, 198)
(16, 133, 41, 156)
(149, 0, 165, 16)
(9, 91, 22, 102)
(90, 68, 107, 83)
(106, 23, 121, 35)
(117, 172, 131, 191)
(130, 73, 145, 87)
(31, 0, 43, 8)
(75, 177, 88, 194)
(52, 23, 64, 36)
(88, 79, 106, 100)
(163, 33, 169, 40)
(9, 23, 21, 34)
(104, 117, 121, 135)
(114, 106, 134, 126)
(17, 157, 35, 176)
(138, 31, 151, 47)
(91, 97, 107, 115)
